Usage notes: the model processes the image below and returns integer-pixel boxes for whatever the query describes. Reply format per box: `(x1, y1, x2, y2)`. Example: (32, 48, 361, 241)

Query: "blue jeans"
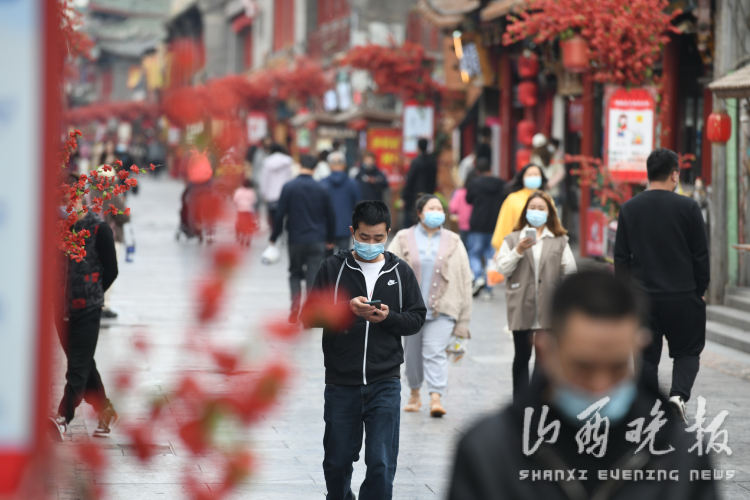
(466, 232, 495, 281)
(323, 378, 401, 500)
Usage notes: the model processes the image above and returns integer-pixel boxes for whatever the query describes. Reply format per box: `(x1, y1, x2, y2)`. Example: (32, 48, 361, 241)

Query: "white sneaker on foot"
(48, 416, 67, 442)
(669, 395, 688, 424)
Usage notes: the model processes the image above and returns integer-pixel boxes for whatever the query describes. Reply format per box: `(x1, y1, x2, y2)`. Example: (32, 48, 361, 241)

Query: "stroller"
(176, 182, 215, 243)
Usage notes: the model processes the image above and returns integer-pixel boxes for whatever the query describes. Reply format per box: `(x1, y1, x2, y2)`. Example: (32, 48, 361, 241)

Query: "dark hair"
(363, 151, 376, 160)
(415, 193, 440, 216)
(508, 163, 548, 194)
(646, 148, 679, 182)
(550, 270, 645, 336)
(242, 177, 253, 189)
(475, 157, 491, 173)
(417, 138, 429, 153)
(479, 125, 492, 139)
(299, 154, 317, 170)
(318, 149, 330, 162)
(352, 200, 391, 231)
(514, 190, 567, 236)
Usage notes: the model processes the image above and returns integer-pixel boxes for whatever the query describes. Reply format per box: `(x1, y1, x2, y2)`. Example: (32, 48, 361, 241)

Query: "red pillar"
(579, 74, 595, 258)
(660, 38, 679, 150)
(499, 52, 513, 180)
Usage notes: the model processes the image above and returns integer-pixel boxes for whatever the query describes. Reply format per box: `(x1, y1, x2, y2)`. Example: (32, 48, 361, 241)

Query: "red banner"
(367, 128, 403, 185)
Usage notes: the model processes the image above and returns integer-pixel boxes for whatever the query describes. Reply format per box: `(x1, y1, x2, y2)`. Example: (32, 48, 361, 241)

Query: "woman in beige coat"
(491, 191, 576, 403)
(389, 194, 473, 417)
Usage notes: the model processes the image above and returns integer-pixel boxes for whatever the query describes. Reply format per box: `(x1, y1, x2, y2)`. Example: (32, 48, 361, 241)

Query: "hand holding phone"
(365, 300, 382, 310)
(524, 228, 537, 243)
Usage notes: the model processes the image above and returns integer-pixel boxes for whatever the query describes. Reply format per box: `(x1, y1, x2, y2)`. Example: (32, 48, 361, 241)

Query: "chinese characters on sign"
(523, 396, 732, 458)
(367, 128, 402, 186)
(402, 102, 434, 156)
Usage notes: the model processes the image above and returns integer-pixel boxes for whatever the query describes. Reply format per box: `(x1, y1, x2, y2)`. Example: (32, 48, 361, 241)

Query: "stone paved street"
(54, 177, 750, 499)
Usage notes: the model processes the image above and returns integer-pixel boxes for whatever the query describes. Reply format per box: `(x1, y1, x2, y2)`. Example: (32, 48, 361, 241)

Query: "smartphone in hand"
(524, 228, 536, 243)
(365, 300, 382, 310)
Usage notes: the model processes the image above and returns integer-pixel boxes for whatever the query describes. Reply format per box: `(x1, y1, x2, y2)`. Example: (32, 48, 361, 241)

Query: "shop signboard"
(604, 86, 656, 182)
(402, 101, 434, 156)
(367, 128, 403, 186)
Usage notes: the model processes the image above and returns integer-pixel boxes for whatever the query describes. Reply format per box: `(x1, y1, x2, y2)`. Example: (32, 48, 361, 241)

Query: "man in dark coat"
(51, 203, 119, 440)
(449, 270, 717, 500)
(355, 151, 389, 203)
(401, 138, 437, 227)
(614, 148, 709, 422)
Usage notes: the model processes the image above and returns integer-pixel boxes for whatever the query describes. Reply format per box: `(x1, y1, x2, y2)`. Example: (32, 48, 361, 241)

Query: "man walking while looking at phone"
(301, 200, 426, 500)
(614, 148, 709, 423)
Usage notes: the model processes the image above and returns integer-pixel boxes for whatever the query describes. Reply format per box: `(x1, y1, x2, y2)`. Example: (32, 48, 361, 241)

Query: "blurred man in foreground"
(448, 270, 717, 500)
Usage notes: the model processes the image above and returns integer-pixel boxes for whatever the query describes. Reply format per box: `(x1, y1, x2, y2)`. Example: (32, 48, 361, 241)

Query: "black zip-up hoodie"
(302, 250, 426, 386)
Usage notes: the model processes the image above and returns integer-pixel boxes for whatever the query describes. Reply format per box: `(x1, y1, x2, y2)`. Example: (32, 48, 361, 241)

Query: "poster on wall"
(246, 112, 268, 145)
(604, 86, 656, 182)
(367, 128, 403, 186)
(402, 102, 434, 156)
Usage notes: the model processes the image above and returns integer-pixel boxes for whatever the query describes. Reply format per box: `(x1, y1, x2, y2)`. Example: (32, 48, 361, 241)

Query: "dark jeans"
(289, 242, 326, 317)
(56, 308, 109, 423)
(323, 378, 401, 500)
(512, 330, 540, 404)
(266, 201, 279, 230)
(642, 293, 706, 401)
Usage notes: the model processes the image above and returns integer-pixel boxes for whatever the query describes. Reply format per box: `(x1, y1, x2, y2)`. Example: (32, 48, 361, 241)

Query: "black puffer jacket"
(449, 375, 718, 500)
(302, 250, 426, 386)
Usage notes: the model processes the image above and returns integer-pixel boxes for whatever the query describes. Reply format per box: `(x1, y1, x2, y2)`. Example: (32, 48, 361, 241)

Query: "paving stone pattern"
(53, 178, 750, 499)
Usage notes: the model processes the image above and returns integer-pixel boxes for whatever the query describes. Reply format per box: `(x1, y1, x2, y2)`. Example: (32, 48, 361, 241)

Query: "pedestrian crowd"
(53, 128, 715, 499)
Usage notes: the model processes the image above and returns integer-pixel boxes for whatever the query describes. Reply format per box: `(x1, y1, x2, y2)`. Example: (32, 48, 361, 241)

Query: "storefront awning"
(416, 0, 479, 29)
(709, 64, 750, 99)
(480, 0, 523, 22)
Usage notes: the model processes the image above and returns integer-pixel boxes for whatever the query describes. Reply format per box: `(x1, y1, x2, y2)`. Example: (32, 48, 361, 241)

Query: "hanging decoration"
(706, 110, 732, 143)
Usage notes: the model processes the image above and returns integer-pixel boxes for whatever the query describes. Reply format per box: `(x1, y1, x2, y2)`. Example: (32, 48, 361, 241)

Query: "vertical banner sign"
(402, 101, 434, 157)
(367, 128, 402, 186)
(0, 0, 53, 493)
(604, 86, 656, 182)
(585, 208, 609, 257)
(485, 117, 502, 177)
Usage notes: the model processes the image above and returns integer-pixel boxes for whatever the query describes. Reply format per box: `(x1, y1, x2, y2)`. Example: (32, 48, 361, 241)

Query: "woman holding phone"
(491, 191, 576, 403)
(389, 194, 473, 417)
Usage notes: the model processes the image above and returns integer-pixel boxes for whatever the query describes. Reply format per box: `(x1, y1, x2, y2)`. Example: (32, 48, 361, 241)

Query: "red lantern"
(349, 118, 368, 131)
(516, 148, 532, 171)
(518, 54, 539, 79)
(706, 110, 732, 143)
(517, 81, 538, 107)
(187, 152, 212, 184)
(560, 35, 588, 73)
(517, 119, 536, 146)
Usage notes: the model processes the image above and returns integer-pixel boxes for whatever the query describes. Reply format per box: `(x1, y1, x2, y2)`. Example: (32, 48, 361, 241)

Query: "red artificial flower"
(178, 418, 211, 455)
(210, 348, 240, 375)
(264, 317, 302, 340)
(298, 289, 354, 332)
(125, 424, 156, 462)
(226, 361, 290, 423)
(76, 441, 108, 473)
(197, 276, 225, 323)
(212, 245, 242, 272)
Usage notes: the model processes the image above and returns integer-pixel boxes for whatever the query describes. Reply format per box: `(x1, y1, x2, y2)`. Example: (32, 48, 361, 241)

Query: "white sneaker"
(48, 416, 67, 441)
(472, 277, 486, 297)
(669, 395, 688, 424)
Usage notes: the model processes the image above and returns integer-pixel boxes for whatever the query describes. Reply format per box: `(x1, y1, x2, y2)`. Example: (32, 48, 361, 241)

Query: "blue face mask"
(524, 175, 543, 190)
(353, 239, 385, 261)
(526, 209, 548, 227)
(553, 379, 637, 424)
(422, 211, 445, 228)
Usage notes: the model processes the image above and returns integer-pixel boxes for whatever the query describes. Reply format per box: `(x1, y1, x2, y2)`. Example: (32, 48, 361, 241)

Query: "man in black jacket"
(271, 154, 336, 322)
(449, 270, 717, 500)
(355, 151, 389, 203)
(51, 206, 119, 440)
(614, 148, 709, 422)
(401, 138, 437, 228)
(465, 157, 506, 293)
(301, 200, 426, 500)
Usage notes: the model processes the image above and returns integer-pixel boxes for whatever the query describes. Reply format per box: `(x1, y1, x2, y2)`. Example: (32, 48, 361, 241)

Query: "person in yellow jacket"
(491, 164, 548, 250)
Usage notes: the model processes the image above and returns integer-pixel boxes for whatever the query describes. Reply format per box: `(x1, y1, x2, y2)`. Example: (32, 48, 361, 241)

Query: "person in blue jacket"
(321, 151, 361, 252)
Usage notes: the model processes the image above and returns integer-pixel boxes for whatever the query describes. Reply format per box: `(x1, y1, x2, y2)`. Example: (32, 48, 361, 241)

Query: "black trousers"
(56, 308, 109, 423)
(289, 242, 326, 317)
(512, 330, 540, 404)
(642, 293, 706, 401)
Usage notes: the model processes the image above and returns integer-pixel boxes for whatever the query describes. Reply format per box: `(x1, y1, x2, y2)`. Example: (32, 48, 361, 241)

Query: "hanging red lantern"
(706, 110, 732, 143)
(348, 118, 368, 131)
(560, 35, 588, 73)
(517, 119, 536, 146)
(517, 81, 538, 107)
(518, 53, 539, 79)
(516, 148, 532, 171)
